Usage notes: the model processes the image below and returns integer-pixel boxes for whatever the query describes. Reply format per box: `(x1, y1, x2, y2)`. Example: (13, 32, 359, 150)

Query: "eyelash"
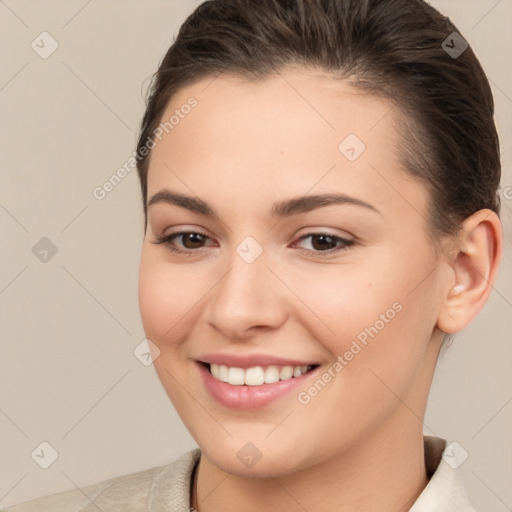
(151, 230, 356, 257)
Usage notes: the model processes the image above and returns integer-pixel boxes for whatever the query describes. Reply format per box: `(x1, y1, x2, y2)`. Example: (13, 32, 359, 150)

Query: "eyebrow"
(147, 189, 380, 218)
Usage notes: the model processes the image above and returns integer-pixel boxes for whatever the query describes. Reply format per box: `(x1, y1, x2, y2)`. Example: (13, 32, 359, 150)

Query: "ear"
(437, 209, 502, 334)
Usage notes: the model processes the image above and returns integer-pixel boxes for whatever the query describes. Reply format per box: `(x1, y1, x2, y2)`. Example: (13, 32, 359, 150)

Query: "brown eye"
(310, 234, 338, 251)
(152, 231, 214, 254)
(294, 233, 355, 254)
(180, 232, 207, 249)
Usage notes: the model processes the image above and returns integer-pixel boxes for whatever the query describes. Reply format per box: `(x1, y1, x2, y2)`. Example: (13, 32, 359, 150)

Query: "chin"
(191, 423, 327, 479)
(201, 439, 310, 478)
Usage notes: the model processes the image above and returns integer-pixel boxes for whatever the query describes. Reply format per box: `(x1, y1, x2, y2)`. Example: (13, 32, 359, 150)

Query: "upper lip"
(197, 353, 319, 368)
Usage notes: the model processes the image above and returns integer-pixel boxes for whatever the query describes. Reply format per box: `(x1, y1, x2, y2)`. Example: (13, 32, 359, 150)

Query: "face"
(138, 68, 447, 478)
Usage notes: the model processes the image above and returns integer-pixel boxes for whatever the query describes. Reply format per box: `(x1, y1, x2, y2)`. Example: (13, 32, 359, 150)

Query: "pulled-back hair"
(136, 0, 501, 240)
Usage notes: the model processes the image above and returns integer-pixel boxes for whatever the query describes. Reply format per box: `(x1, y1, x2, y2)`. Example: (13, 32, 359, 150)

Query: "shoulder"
(3, 449, 200, 512)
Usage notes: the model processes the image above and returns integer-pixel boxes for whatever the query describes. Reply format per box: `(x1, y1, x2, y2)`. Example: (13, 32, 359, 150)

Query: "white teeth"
(228, 367, 245, 385)
(279, 366, 294, 380)
(218, 365, 229, 382)
(264, 366, 280, 384)
(208, 363, 312, 386)
(245, 366, 265, 386)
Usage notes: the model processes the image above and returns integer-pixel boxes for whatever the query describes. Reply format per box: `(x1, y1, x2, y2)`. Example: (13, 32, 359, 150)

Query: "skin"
(138, 67, 502, 512)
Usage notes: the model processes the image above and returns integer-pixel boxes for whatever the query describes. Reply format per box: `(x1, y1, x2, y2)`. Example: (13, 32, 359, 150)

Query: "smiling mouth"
(204, 362, 319, 386)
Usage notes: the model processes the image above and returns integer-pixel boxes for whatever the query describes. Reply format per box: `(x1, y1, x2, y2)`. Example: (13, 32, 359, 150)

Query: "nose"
(205, 251, 288, 340)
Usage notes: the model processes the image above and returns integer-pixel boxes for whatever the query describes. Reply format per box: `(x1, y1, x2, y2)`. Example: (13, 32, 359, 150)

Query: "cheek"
(289, 250, 436, 367)
(138, 250, 205, 412)
(138, 249, 205, 346)
(288, 263, 398, 348)
(289, 260, 436, 442)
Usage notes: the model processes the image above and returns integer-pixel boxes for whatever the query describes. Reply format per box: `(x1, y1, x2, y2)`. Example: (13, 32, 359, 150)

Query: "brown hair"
(136, 0, 501, 240)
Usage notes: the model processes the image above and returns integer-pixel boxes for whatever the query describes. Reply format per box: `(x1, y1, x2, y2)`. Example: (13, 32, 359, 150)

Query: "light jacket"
(4, 436, 478, 511)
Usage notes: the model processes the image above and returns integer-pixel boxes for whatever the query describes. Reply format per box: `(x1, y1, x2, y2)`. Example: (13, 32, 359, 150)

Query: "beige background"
(0, 0, 511, 509)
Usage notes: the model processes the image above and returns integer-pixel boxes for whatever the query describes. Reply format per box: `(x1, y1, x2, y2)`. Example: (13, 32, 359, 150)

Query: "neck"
(192, 422, 429, 512)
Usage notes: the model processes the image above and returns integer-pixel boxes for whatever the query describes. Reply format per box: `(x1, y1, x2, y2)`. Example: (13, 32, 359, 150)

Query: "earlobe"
(437, 209, 502, 335)
(449, 284, 466, 297)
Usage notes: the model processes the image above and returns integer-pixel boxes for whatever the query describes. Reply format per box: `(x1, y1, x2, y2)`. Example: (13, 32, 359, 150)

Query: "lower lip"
(198, 363, 317, 409)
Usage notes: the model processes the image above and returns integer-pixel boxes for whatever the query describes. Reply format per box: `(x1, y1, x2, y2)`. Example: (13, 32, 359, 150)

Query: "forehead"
(146, 68, 425, 217)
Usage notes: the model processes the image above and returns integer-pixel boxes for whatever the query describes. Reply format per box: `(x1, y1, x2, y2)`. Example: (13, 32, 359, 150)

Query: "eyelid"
(156, 225, 214, 242)
(291, 233, 355, 253)
(294, 226, 354, 240)
(152, 229, 216, 252)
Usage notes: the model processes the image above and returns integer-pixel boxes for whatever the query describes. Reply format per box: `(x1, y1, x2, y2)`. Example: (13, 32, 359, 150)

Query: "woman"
(7, 0, 503, 510)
